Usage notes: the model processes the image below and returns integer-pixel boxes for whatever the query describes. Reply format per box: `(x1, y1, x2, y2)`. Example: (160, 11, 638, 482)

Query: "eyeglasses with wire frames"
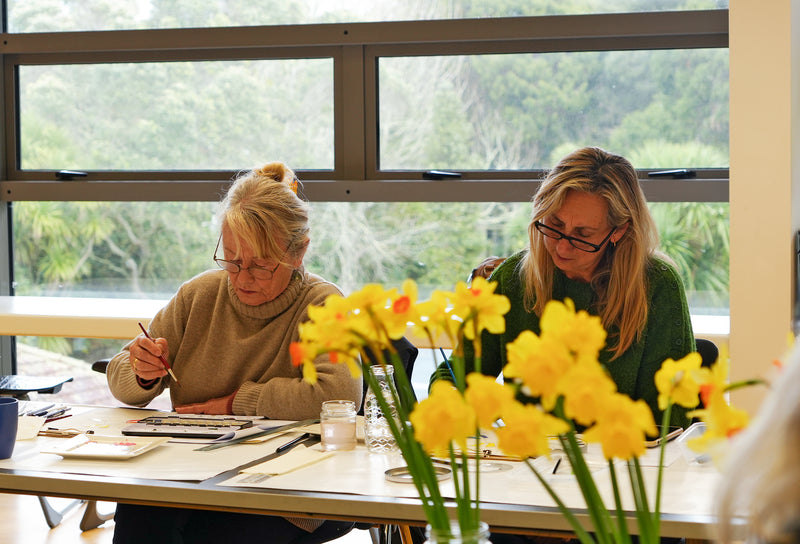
(534, 221, 617, 253)
(213, 235, 287, 280)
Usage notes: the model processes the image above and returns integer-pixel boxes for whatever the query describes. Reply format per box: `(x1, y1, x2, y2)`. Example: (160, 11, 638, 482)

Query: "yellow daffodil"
(339, 351, 362, 378)
(655, 352, 703, 410)
(540, 298, 606, 358)
(504, 330, 572, 410)
(290, 340, 313, 368)
(410, 381, 477, 455)
(449, 277, 510, 340)
(688, 390, 749, 452)
(464, 373, 515, 429)
(413, 290, 461, 347)
(695, 346, 728, 408)
(558, 363, 617, 427)
(346, 283, 396, 314)
(495, 402, 569, 459)
(378, 279, 421, 340)
(301, 358, 318, 383)
(305, 295, 365, 350)
(583, 393, 657, 460)
(290, 340, 320, 383)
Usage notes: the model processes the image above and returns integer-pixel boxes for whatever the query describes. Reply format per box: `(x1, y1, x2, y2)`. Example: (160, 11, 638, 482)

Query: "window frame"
(0, 9, 729, 203)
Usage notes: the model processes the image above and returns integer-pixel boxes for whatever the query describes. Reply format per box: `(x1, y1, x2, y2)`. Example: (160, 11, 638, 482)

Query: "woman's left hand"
(175, 392, 236, 415)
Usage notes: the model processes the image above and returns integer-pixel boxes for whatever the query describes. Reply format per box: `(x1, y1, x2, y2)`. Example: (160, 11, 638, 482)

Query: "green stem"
(470, 430, 480, 526)
(360, 356, 448, 529)
(549, 401, 613, 544)
(627, 458, 654, 544)
(723, 378, 768, 392)
(607, 460, 631, 544)
(654, 403, 672, 535)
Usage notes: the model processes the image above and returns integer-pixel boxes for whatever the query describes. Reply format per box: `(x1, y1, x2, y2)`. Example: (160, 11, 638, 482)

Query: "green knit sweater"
(431, 251, 694, 428)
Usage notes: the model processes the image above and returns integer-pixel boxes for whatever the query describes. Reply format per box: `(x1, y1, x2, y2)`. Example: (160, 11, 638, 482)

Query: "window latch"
(647, 169, 696, 179)
(55, 170, 88, 181)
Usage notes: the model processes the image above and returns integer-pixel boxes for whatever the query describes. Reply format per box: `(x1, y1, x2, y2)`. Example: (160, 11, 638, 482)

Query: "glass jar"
(363, 365, 399, 453)
(320, 400, 357, 451)
(425, 521, 491, 544)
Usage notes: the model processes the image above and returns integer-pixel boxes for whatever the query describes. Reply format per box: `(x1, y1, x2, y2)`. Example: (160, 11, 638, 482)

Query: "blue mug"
(0, 397, 18, 459)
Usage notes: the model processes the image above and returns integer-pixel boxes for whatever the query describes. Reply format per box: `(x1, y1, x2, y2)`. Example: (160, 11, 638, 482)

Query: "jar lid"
(321, 400, 356, 415)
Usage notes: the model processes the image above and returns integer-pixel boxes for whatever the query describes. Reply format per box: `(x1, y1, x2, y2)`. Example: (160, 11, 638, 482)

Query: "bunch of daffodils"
(291, 277, 755, 544)
(291, 277, 510, 535)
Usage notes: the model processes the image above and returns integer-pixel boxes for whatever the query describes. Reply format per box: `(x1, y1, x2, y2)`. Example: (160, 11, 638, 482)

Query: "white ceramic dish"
(41, 434, 169, 460)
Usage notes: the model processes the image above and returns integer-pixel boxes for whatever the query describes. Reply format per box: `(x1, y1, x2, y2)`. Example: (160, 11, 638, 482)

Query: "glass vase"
(425, 521, 491, 544)
(363, 365, 400, 453)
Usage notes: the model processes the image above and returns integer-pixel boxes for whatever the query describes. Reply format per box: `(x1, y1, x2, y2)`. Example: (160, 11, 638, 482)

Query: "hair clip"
(290, 177, 298, 195)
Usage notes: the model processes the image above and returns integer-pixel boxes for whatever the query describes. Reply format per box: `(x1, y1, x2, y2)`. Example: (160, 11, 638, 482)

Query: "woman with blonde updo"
(108, 162, 361, 543)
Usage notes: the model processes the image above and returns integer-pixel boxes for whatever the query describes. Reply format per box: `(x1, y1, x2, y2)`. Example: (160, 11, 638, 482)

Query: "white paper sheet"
(1, 406, 308, 481)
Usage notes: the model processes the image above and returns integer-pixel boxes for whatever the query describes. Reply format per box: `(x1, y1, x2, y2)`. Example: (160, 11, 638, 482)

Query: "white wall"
(729, 0, 800, 413)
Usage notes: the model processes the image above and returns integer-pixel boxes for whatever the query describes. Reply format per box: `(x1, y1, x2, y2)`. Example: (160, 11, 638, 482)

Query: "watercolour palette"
(41, 434, 169, 460)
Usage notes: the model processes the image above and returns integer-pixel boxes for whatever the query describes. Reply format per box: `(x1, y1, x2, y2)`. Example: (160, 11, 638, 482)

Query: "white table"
(0, 405, 730, 541)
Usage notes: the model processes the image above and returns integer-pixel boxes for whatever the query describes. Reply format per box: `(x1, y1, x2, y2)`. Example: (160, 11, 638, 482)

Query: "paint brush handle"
(138, 322, 180, 385)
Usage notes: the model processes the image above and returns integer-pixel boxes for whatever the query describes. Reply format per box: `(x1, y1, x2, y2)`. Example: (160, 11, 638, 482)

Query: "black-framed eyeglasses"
(213, 235, 286, 280)
(534, 221, 616, 253)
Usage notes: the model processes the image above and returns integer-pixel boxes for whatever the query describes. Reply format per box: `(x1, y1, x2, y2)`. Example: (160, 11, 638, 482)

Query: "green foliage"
(650, 202, 729, 311)
(14, 201, 217, 298)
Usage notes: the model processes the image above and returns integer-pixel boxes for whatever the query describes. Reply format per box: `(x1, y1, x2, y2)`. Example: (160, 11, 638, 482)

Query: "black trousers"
(112, 504, 311, 544)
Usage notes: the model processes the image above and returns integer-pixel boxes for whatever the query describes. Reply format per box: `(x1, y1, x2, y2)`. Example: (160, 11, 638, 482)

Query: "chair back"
(695, 338, 719, 368)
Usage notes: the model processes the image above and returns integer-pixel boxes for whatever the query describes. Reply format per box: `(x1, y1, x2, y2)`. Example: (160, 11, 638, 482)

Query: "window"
(378, 49, 728, 171)
(19, 60, 334, 171)
(0, 6, 730, 379)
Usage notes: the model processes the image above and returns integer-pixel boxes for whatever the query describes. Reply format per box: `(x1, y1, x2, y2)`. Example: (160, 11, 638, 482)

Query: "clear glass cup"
(320, 400, 357, 451)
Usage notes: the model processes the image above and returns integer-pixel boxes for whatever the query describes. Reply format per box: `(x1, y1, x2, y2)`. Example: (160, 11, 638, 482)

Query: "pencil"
(137, 322, 180, 385)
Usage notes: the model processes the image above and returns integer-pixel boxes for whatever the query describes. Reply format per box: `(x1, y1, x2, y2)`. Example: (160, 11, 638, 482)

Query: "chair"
(695, 338, 719, 369)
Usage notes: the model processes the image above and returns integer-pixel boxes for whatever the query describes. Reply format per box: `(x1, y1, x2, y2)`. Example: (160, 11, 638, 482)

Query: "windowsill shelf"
(0, 296, 168, 339)
(0, 295, 730, 347)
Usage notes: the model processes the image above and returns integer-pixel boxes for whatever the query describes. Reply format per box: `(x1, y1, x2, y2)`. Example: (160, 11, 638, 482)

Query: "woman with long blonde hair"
(432, 146, 694, 428)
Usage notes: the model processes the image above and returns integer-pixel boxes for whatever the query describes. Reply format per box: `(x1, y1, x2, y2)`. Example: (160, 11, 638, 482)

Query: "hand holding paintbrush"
(134, 322, 180, 385)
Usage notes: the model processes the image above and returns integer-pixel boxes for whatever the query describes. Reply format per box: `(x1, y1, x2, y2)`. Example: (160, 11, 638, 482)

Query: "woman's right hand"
(129, 334, 170, 381)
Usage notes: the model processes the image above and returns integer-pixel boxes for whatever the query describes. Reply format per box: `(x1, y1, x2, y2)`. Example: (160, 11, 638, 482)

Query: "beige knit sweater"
(107, 268, 363, 419)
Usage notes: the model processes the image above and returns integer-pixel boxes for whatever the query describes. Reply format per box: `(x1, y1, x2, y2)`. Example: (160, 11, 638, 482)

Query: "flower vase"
(363, 365, 400, 453)
(425, 522, 491, 544)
